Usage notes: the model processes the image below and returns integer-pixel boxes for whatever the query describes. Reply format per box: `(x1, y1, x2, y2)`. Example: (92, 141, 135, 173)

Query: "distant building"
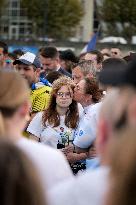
(0, 0, 32, 40)
(74, 0, 99, 42)
(0, 0, 99, 42)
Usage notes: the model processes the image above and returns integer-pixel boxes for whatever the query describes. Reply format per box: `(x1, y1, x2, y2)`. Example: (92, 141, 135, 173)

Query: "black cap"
(98, 58, 129, 86)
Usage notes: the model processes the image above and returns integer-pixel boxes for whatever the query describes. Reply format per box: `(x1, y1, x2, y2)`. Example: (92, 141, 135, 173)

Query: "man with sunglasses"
(84, 50, 104, 72)
(110, 47, 122, 58)
(72, 60, 96, 84)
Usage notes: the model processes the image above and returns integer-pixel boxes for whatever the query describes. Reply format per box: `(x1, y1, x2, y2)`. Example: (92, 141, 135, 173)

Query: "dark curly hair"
(84, 77, 102, 103)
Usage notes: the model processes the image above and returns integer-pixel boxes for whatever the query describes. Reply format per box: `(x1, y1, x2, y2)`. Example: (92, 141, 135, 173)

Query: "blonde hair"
(0, 71, 30, 135)
(75, 60, 96, 76)
(52, 76, 75, 93)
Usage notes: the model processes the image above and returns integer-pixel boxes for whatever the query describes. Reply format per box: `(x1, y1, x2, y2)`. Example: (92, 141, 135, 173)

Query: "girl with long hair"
(28, 76, 79, 149)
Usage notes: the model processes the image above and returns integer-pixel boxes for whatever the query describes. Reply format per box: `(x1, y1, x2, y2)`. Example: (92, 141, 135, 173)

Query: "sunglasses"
(111, 51, 118, 55)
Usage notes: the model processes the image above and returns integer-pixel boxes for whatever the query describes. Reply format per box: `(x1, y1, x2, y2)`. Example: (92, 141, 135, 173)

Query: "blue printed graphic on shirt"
(79, 130, 83, 136)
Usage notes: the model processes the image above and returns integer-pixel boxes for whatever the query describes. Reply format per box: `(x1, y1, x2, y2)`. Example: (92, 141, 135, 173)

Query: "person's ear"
(35, 68, 41, 76)
(18, 100, 30, 118)
(55, 57, 60, 64)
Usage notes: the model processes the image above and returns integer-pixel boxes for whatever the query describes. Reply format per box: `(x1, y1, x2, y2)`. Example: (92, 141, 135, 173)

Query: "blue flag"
(87, 32, 98, 52)
(81, 32, 99, 54)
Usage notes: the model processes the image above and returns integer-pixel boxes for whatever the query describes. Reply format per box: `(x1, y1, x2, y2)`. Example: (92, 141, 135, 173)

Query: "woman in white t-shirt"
(27, 76, 79, 149)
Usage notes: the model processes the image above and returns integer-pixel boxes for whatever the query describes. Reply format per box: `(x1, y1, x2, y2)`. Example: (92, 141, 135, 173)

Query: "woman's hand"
(66, 152, 88, 163)
(61, 144, 74, 155)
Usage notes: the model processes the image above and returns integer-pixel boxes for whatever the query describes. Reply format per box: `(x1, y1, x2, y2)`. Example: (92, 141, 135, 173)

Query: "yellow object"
(30, 86, 52, 112)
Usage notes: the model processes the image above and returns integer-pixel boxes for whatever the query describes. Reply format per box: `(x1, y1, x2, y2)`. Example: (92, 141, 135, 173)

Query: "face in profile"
(39, 55, 58, 74)
(17, 64, 38, 86)
(73, 79, 86, 103)
(85, 53, 98, 68)
(56, 85, 73, 108)
(72, 66, 84, 84)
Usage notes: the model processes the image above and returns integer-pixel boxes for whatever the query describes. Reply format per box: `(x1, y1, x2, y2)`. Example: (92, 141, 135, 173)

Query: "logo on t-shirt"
(59, 127, 73, 146)
(79, 130, 83, 136)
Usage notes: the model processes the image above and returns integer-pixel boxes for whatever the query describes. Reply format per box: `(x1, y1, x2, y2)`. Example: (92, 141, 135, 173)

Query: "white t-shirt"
(16, 137, 73, 191)
(85, 102, 102, 121)
(27, 112, 75, 148)
(78, 103, 84, 118)
(48, 166, 109, 205)
(74, 102, 102, 149)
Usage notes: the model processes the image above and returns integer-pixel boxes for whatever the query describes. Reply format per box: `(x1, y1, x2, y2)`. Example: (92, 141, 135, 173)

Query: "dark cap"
(99, 59, 136, 87)
(13, 52, 41, 68)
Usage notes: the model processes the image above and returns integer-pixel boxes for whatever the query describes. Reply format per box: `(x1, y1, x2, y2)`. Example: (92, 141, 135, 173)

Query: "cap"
(13, 52, 41, 68)
(99, 59, 136, 87)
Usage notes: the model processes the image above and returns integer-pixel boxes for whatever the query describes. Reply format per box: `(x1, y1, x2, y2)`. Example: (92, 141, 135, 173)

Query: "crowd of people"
(0, 39, 136, 205)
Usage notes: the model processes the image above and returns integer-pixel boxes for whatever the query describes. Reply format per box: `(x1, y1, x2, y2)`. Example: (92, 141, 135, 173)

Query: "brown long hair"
(84, 77, 102, 103)
(0, 140, 46, 205)
(42, 76, 79, 128)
